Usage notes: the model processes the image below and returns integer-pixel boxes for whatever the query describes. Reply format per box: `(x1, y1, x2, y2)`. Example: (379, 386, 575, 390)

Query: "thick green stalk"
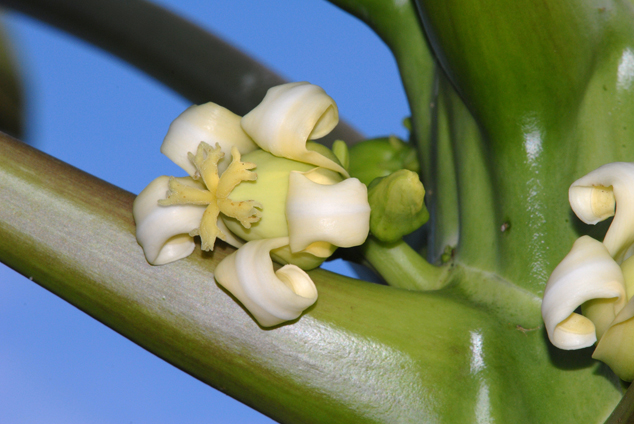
(0, 131, 622, 423)
(327, 0, 457, 263)
(413, 0, 634, 296)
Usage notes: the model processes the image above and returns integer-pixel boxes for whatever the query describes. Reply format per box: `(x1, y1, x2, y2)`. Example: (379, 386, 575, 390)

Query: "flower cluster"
(542, 162, 634, 380)
(133, 82, 371, 327)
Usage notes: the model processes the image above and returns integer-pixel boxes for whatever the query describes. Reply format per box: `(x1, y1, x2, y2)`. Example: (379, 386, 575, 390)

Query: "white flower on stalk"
(133, 82, 370, 327)
(569, 162, 634, 262)
(542, 162, 634, 380)
(541, 236, 625, 349)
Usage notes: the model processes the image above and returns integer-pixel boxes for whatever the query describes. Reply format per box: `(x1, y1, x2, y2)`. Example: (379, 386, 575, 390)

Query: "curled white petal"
(286, 171, 370, 254)
(216, 218, 244, 250)
(241, 82, 349, 177)
(542, 236, 626, 349)
(569, 162, 634, 261)
(161, 102, 257, 176)
(622, 254, 634, 302)
(214, 237, 317, 327)
(133, 176, 206, 265)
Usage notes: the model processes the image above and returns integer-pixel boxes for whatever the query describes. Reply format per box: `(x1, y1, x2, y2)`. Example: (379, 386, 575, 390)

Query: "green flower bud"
(348, 136, 419, 186)
(367, 169, 429, 242)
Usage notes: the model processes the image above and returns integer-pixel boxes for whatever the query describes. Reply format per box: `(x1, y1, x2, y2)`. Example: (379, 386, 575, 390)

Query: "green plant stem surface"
(0, 131, 623, 423)
(328, 0, 634, 421)
(360, 236, 448, 291)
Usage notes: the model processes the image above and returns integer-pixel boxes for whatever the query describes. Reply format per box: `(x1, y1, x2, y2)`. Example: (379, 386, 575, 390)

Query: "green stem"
(437, 74, 500, 273)
(327, 0, 461, 263)
(605, 381, 634, 424)
(427, 70, 460, 262)
(360, 236, 449, 290)
(414, 0, 634, 296)
(0, 0, 361, 146)
(0, 121, 621, 424)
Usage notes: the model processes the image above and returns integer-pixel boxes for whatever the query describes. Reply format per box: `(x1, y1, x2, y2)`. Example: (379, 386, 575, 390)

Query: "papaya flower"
(133, 82, 370, 327)
(542, 162, 634, 380)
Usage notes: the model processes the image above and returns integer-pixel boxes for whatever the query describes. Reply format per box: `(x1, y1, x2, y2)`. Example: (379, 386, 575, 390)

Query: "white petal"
(214, 237, 318, 327)
(216, 218, 244, 249)
(133, 176, 206, 265)
(622, 254, 634, 301)
(542, 236, 626, 349)
(286, 171, 370, 254)
(241, 82, 349, 177)
(161, 102, 257, 176)
(569, 162, 634, 261)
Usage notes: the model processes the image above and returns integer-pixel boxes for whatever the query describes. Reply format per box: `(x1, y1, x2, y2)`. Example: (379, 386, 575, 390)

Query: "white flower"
(241, 82, 349, 177)
(286, 170, 370, 255)
(541, 236, 625, 350)
(133, 82, 370, 327)
(543, 162, 634, 380)
(214, 237, 318, 327)
(569, 162, 634, 262)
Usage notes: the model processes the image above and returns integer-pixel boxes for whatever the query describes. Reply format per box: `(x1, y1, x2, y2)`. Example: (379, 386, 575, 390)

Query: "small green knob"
(348, 136, 419, 186)
(368, 169, 428, 242)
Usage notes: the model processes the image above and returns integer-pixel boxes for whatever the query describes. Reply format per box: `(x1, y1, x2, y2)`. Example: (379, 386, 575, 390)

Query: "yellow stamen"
(194, 206, 224, 251)
(158, 177, 213, 206)
(217, 146, 258, 197)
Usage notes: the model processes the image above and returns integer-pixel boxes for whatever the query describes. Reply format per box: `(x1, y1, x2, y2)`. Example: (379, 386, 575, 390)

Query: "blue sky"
(0, 1, 409, 422)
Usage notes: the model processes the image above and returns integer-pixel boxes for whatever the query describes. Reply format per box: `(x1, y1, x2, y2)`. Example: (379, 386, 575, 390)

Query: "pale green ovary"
(223, 149, 329, 241)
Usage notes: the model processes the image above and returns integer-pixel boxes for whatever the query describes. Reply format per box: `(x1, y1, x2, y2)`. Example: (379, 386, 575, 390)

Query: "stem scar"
(516, 325, 541, 335)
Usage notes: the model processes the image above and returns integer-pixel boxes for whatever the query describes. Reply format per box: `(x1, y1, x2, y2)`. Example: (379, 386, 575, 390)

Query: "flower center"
(158, 141, 262, 250)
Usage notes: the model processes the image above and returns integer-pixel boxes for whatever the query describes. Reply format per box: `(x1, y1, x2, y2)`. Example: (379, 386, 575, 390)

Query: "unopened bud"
(367, 169, 428, 242)
(348, 136, 419, 186)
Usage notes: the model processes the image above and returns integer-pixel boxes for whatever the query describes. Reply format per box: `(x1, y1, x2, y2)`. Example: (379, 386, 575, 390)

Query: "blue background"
(0, 1, 409, 422)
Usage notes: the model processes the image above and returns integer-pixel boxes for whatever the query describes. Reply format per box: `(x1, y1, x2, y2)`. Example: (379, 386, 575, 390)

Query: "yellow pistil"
(158, 142, 262, 250)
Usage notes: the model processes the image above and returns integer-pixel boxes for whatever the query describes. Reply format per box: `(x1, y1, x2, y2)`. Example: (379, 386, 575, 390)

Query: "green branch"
(0, 0, 361, 146)
(0, 19, 22, 138)
(0, 131, 620, 423)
